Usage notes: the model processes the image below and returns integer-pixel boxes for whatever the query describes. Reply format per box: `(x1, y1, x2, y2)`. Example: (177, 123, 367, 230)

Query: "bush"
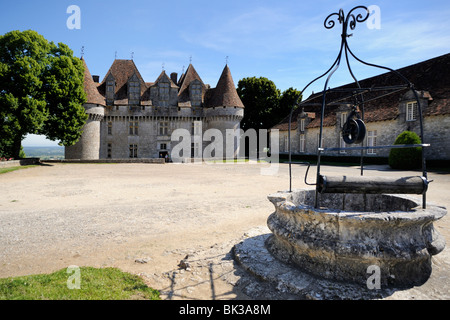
(388, 131, 422, 170)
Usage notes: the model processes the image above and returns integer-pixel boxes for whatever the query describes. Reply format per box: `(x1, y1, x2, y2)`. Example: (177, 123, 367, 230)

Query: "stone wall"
(276, 114, 450, 160)
(0, 158, 40, 168)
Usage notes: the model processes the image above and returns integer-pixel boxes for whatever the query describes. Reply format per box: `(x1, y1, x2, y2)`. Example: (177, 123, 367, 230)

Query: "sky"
(1, 0, 449, 146)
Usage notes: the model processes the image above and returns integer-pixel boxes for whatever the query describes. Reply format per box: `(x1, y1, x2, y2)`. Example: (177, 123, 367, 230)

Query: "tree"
(0, 30, 87, 158)
(388, 131, 422, 170)
(278, 87, 302, 123)
(237, 77, 280, 130)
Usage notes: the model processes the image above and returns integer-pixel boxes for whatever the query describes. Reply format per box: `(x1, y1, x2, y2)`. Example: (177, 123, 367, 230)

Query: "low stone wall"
(42, 158, 165, 164)
(0, 158, 41, 168)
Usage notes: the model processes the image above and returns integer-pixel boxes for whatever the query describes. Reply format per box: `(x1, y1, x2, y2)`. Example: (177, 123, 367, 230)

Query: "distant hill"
(23, 146, 65, 160)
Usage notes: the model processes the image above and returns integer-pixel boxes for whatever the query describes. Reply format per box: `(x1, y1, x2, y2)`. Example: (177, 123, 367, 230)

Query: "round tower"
(65, 57, 105, 160)
(204, 64, 244, 159)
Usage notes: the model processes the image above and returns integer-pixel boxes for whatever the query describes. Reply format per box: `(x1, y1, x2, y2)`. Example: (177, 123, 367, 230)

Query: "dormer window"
(406, 102, 418, 121)
(190, 82, 202, 107)
(128, 75, 140, 105)
(159, 82, 170, 107)
(105, 74, 115, 105)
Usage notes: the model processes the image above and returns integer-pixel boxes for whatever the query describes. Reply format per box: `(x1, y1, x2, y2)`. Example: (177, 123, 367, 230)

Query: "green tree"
(278, 87, 302, 123)
(388, 131, 422, 170)
(0, 30, 87, 158)
(237, 77, 280, 130)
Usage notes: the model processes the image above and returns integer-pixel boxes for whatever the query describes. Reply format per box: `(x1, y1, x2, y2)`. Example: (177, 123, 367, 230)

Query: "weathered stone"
(266, 189, 447, 287)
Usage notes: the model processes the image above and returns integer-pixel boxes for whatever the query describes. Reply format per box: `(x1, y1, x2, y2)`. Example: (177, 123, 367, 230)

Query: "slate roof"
(272, 53, 450, 131)
(204, 65, 244, 108)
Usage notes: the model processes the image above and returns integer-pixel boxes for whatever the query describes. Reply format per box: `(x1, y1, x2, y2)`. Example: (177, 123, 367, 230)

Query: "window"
(128, 80, 140, 105)
(367, 130, 377, 154)
(106, 76, 115, 105)
(107, 143, 112, 159)
(129, 121, 138, 135)
(159, 82, 170, 106)
(159, 121, 169, 135)
(160, 143, 167, 150)
(107, 122, 112, 135)
(300, 118, 305, 132)
(299, 134, 306, 153)
(129, 144, 138, 158)
(406, 102, 418, 121)
(190, 83, 202, 107)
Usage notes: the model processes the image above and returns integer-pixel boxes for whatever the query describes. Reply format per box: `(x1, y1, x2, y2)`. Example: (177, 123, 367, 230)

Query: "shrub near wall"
(389, 131, 422, 170)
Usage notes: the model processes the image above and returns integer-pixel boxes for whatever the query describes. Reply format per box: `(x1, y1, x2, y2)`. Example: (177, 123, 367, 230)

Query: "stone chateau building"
(65, 58, 244, 160)
(271, 53, 450, 161)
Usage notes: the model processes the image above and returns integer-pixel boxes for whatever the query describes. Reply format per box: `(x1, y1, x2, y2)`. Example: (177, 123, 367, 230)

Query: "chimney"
(170, 72, 178, 84)
(92, 75, 99, 83)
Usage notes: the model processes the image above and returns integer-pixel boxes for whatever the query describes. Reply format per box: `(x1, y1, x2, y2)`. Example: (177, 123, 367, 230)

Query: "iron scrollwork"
(324, 6, 370, 37)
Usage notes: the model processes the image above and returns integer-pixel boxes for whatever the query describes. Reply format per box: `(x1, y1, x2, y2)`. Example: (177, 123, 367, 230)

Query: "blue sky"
(1, 0, 449, 146)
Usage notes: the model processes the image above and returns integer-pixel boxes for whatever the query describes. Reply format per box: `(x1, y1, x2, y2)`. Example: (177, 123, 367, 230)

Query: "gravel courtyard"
(0, 161, 449, 299)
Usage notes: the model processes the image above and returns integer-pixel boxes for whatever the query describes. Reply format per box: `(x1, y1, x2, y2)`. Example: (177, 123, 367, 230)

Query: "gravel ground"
(0, 161, 448, 300)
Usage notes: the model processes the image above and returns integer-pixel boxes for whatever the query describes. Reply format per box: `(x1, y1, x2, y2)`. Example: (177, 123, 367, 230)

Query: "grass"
(0, 165, 38, 175)
(0, 267, 160, 300)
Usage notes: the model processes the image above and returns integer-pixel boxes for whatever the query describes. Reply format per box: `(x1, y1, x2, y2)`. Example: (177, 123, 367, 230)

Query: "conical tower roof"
(205, 65, 244, 108)
(81, 57, 105, 106)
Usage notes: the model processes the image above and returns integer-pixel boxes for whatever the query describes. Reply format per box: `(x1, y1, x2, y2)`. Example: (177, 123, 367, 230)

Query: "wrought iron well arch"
(287, 6, 430, 208)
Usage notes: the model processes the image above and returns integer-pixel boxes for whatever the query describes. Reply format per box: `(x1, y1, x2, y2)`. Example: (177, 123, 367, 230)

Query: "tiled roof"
(272, 53, 450, 131)
(97, 59, 148, 101)
(83, 59, 245, 109)
(204, 65, 244, 108)
(81, 57, 105, 106)
(177, 64, 206, 103)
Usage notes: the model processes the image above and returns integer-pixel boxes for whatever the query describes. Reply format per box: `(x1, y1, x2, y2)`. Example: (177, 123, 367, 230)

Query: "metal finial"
(115, 51, 117, 59)
(81, 46, 84, 57)
(225, 56, 229, 65)
(131, 51, 134, 59)
(189, 55, 192, 64)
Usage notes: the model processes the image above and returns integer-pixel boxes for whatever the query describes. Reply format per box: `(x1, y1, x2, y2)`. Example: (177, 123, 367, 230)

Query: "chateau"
(271, 53, 450, 162)
(65, 58, 244, 160)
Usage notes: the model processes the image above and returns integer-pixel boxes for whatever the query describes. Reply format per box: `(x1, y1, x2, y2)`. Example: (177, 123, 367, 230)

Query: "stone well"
(266, 189, 447, 287)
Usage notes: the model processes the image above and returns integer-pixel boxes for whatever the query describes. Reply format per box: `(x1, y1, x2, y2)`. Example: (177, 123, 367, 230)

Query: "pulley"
(342, 107, 366, 144)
